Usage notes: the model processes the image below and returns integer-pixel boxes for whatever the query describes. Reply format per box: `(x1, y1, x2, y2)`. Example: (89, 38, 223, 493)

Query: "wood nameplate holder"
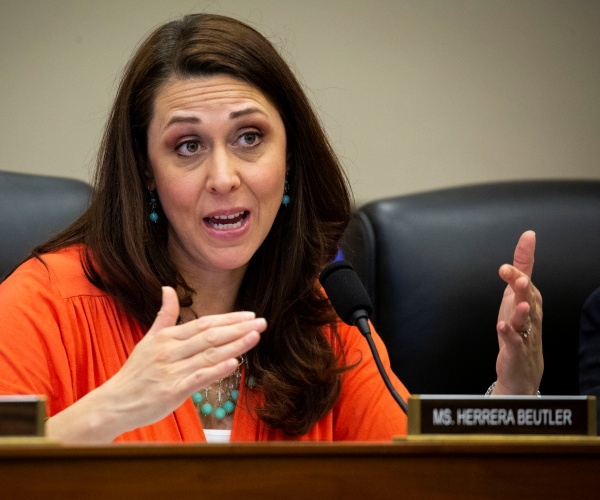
(0, 395, 46, 439)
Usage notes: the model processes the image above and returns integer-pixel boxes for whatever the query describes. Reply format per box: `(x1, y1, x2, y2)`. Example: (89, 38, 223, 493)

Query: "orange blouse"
(0, 246, 409, 441)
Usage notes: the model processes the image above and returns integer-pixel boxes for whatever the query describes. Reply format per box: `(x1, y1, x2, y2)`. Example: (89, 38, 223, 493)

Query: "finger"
(192, 329, 261, 371)
(511, 301, 532, 334)
(174, 311, 257, 340)
(184, 357, 242, 392)
(512, 230, 536, 277)
(499, 265, 532, 300)
(150, 287, 180, 333)
(201, 318, 267, 348)
(500, 266, 533, 321)
(498, 314, 530, 344)
(497, 320, 517, 344)
(175, 318, 266, 361)
(197, 311, 256, 330)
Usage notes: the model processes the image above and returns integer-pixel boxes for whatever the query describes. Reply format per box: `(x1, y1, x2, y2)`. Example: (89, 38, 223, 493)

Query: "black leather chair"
(340, 180, 600, 397)
(0, 170, 92, 281)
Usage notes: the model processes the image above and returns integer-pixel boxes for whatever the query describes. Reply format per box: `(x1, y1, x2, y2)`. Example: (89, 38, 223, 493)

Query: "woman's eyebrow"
(164, 115, 201, 130)
(229, 107, 268, 120)
(163, 108, 267, 130)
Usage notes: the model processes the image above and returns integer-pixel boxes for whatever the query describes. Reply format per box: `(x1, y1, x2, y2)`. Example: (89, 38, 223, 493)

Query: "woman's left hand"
(492, 230, 544, 395)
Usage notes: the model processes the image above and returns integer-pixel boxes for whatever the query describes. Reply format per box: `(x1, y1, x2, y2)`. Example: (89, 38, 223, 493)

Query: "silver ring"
(511, 323, 531, 339)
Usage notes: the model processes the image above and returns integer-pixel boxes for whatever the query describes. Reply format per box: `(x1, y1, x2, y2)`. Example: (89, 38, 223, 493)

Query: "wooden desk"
(1, 438, 600, 499)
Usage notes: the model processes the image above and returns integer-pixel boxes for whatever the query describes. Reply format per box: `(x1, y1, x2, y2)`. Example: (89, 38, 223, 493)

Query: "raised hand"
(492, 230, 544, 395)
(46, 286, 264, 442)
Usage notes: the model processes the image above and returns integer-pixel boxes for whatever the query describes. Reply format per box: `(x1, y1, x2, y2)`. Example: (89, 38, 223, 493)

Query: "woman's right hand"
(46, 286, 264, 443)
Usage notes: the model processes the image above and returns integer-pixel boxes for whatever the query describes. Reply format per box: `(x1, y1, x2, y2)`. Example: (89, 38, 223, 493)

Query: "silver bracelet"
(485, 381, 541, 397)
(484, 382, 496, 396)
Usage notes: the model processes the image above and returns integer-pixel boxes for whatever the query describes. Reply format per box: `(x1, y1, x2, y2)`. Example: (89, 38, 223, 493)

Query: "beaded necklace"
(191, 356, 244, 420)
(177, 316, 255, 421)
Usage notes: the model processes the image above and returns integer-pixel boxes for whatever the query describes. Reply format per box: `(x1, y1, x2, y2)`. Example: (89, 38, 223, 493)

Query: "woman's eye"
(237, 132, 262, 147)
(176, 140, 200, 156)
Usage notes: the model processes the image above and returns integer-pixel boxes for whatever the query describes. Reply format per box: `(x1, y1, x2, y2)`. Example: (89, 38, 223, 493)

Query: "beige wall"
(1, 0, 598, 205)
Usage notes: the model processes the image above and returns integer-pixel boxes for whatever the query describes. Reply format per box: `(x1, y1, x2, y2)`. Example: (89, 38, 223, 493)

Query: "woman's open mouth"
(204, 211, 249, 230)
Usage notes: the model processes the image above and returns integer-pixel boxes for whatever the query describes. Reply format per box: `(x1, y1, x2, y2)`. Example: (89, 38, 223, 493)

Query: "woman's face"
(146, 75, 287, 277)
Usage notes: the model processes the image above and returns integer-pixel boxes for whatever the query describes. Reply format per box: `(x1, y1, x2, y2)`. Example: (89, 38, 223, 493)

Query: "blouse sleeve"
(0, 258, 76, 416)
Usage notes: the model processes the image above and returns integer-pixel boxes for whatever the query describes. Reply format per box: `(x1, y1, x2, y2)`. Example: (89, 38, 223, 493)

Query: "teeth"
(212, 220, 243, 230)
(207, 211, 246, 230)
(212, 211, 243, 220)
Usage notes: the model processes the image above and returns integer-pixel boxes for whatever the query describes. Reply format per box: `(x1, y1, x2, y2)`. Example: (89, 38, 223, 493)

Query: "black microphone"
(319, 260, 408, 414)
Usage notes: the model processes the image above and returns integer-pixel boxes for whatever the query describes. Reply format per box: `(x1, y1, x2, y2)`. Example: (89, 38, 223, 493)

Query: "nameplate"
(0, 395, 46, 437)
(408, 395, 597, 436)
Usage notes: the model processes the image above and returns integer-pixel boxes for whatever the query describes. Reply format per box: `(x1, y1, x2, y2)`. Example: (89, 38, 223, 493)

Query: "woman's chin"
(206, 253, 253, 273)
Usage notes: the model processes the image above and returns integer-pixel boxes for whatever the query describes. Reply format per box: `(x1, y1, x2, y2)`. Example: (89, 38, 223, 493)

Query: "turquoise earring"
(149, 191, 159, 222)
(282, 176, 291, 206)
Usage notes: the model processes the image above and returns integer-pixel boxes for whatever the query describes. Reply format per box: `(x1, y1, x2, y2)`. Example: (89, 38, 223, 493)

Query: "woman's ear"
(144, 165, 156, 191)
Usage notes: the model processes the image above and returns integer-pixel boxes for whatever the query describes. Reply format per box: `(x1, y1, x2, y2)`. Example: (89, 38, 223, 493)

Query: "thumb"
(150, 286, 180, 332)
(512, 230, 536, 277)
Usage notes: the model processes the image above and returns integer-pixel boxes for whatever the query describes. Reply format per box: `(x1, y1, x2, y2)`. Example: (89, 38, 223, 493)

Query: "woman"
(0, 14, 543, 443)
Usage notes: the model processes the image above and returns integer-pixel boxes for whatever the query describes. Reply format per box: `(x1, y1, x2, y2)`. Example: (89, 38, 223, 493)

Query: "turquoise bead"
(223, 400, 235, 413)
(149, 212, 159, 222)
(191, 392, 203, 405)
(214, 407, 226, 420)
(246, 376, 256, 388)
(282, 194, 291, 206)
(230, 390, 239, 402)
(201, 403, 213, 415)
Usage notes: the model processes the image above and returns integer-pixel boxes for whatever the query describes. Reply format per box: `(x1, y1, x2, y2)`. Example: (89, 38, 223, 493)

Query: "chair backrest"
(340, 180, 600, 396)
(0, 171, 92, 281)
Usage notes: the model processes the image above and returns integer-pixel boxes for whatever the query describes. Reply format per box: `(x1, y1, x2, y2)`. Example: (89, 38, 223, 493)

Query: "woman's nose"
(205, 148, 241, 194)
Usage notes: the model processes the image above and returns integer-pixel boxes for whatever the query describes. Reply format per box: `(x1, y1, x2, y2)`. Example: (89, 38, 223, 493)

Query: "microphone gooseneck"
(319, 260, 408, 414)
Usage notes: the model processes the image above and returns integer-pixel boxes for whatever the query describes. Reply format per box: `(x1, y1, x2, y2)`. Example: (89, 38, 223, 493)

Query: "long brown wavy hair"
(34, 14, 352, 436)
